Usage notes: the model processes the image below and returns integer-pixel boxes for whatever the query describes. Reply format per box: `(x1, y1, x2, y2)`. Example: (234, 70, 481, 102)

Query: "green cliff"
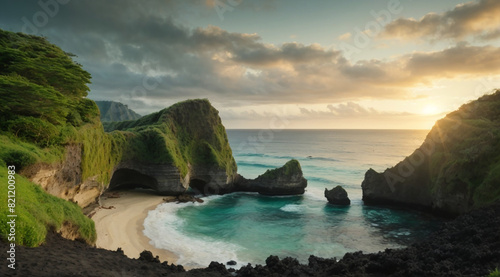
(362, 91, 500, 215)
(0, 29, 238, 245)
(0, 29, 103, 246)
(95, 101, 142, 122)
(105, 98, 238, 195)
(0, 29, 238, 200)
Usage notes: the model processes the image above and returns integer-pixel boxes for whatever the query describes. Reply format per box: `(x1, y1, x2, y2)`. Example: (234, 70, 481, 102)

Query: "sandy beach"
(91, 189, 179, 264)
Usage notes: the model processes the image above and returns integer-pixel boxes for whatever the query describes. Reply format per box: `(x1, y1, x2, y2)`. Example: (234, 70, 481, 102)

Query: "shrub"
(6, 116, 60, 147)
(1, 149, 36, 171)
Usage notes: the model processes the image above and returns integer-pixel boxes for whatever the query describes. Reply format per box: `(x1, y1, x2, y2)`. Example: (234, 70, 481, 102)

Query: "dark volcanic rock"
(325, 186, 350, 205)
(231, 201, 500, 276)
(163, 194, 204, 203)
(4, 202, 500, 276)
(226, 260, 237, 266)
(235, 159, 307, 195)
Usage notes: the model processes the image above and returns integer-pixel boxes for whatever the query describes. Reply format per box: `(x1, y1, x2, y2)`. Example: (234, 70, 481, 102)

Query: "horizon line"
(226, 128, 431, 131)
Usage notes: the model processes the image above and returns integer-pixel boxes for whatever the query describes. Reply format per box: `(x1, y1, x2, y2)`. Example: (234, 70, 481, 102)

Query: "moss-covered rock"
(362, 90, 500, 216)
(235, 159, 308, 195)
(105, 99, 238, 195)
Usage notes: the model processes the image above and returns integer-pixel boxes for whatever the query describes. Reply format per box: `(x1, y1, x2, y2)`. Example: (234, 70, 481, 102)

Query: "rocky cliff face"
(21, 144, 102, 208)
(104, 99, 238, 197)
(235, 159, 308, 195)
(95, 101, 142, 122)
(362, 91, 500, 216)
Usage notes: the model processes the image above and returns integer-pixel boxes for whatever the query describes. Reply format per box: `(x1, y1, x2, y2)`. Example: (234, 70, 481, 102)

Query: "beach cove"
(92, 190, 178, 265)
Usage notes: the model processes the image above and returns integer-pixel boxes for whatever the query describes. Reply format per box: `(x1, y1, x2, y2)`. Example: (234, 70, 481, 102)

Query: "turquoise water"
(144, 130, 441, 268)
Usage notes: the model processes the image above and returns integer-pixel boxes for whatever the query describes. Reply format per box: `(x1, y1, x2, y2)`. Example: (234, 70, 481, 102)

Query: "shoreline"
(91, 189, 179, 264)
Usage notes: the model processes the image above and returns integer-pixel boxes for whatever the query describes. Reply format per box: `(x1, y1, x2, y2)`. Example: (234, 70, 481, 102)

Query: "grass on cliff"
(0, 165, 96, 247)
(422, 91, 500, 208)
(0, 135, 64, 170)
(104, 99, 237, 178)
(260, 159, 301, 179)
(0, 29, 119, 185)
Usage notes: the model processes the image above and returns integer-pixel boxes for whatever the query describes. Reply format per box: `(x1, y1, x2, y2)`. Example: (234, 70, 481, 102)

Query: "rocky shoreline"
(4, 201, 499, 277)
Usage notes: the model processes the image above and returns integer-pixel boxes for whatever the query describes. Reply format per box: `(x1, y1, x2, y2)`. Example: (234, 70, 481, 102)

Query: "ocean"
(143, 130, 442, 268)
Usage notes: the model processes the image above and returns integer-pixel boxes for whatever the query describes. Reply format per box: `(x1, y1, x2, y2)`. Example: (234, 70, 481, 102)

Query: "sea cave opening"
(108, 168, 159, 192)
(189, 178, 209, 194)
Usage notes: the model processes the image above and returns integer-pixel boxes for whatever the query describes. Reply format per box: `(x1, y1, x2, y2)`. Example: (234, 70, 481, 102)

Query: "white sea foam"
(280, 204, 304, 213)
(143, 195, 246, 269)
(304, 188, 327, 201)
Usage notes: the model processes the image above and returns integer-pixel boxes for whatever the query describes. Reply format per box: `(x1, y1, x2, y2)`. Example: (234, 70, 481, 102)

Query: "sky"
(1, 0, 500, 129)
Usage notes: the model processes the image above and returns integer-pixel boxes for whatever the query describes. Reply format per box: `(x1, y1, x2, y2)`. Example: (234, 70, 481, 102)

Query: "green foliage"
(0, 165, 96, 246)
(260, 159, 301, 179)
(0, 74, 70, 125)
(6, 116, 61, 147)
(0, 29, 95, 148)
(69, 122, 122, 185)
(0, 30, 91, 98)
(1, 149, 36, 171)
(489, 268, 500, 277)
(284, 159, 301, 176)
(423, 90, 500, 208)
(0, 29, 239, 249)
(105, 99, 237, 177)
(0, 135, 63, 171)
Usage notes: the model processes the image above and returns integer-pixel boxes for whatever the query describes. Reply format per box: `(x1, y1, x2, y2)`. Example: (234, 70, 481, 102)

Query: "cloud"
(299, 102, 410, 118)
(338, 32, 352, 41)
(337, 43, 500, 87)
(1, 0, 500, 116)
(381, 0, 500, 41)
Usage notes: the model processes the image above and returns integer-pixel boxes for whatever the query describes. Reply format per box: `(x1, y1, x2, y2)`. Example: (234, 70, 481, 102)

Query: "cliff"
(0, 29, 100, 245)
(362, 91, 500, 216)
(95, 101, 142, 122)
(0, 29, 238, 246)
(104, 99, 238, 196)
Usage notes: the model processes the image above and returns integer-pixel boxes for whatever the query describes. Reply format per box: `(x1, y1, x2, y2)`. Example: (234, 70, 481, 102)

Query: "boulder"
(325, 186, 350, 205)
(227, 260, 237, 266)
(163, 194, 204, 203)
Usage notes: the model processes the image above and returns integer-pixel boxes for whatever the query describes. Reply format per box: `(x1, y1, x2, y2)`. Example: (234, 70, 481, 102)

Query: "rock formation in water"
(325, 186, 350, 205)
(234, 159, 308, 195)
(362, 90, 500, 216)
(95, 100, 142, 122)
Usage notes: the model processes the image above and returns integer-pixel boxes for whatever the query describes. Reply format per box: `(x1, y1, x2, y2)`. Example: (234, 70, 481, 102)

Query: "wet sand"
(92, 190, 178, 264)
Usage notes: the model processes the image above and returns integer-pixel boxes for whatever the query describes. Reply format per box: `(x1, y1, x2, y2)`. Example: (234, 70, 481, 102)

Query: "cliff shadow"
(108, 168, 159, 191)
(188, 178, 209, 194)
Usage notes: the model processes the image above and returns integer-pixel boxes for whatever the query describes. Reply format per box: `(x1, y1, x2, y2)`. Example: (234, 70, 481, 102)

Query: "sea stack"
(325, 186, 351, 205)
(235, 159, 308, 195)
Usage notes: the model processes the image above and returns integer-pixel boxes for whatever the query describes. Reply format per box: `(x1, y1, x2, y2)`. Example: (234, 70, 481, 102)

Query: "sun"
(421, 104, 440, 115)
